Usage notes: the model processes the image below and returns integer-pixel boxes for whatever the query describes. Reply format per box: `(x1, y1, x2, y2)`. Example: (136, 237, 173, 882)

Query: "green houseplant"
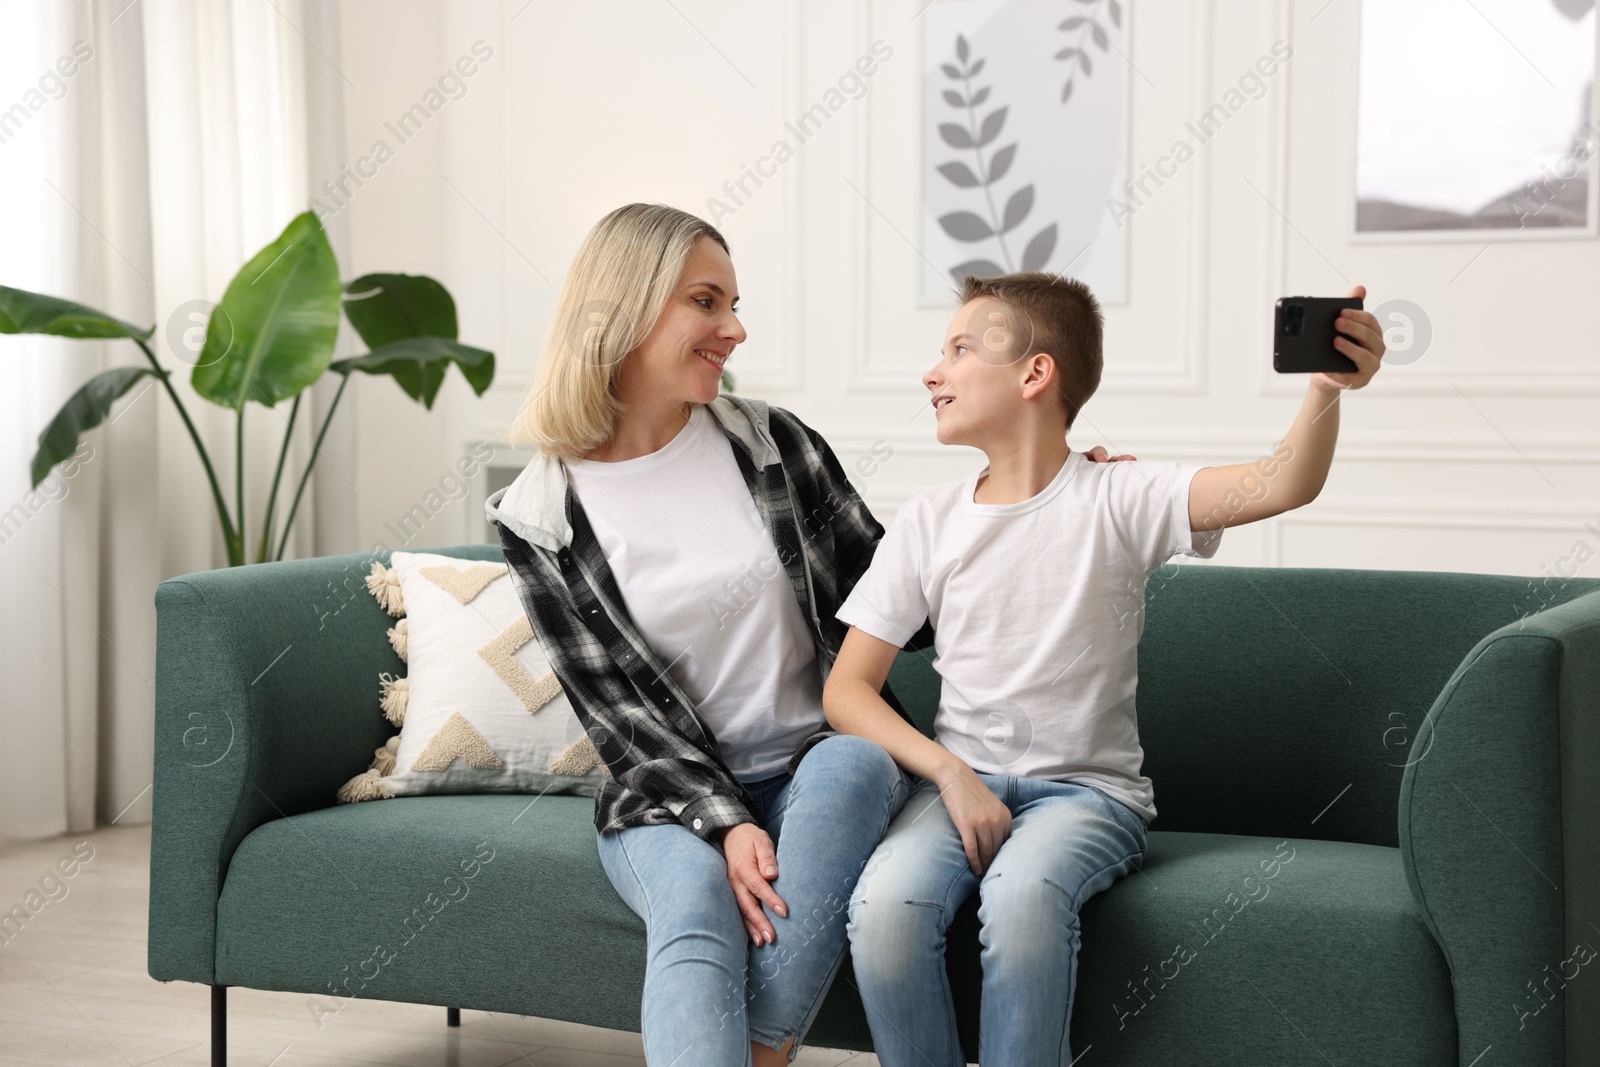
(0, 211, 493, 567)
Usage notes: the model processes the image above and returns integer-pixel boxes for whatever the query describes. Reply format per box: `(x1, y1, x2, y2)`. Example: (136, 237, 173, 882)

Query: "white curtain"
(0, 0, 350, 845)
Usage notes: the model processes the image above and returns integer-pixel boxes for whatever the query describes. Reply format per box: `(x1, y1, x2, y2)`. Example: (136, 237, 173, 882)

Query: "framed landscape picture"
(1354, 0, 1599, 240)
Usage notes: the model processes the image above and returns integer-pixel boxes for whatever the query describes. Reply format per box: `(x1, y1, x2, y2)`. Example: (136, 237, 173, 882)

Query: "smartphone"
(1273, 296, 1361, 373)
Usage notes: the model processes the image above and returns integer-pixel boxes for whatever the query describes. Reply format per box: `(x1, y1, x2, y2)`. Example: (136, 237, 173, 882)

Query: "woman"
(486, 203, 1125, 1064)
(484, 203, 924, 1066)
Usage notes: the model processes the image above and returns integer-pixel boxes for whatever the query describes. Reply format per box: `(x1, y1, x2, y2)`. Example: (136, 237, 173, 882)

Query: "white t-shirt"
(835, 451, 1222, 821)
(563, 404, 825, 782)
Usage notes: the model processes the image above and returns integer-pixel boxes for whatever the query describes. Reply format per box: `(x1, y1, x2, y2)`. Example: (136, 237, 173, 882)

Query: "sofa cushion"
(217, 798, 1454, 1060)
(809, 831, 1457, 1061)
(1063, 831, 1455, 1063)
(216, 794, 648, 1032)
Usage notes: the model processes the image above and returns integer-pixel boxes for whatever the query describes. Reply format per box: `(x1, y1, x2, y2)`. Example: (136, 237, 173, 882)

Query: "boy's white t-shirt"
(836, 451, 1222, 822)
(563, 404, 826, 782)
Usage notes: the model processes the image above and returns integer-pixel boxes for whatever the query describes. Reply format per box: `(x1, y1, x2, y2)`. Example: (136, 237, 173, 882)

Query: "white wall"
(331, 0, 1600, 582)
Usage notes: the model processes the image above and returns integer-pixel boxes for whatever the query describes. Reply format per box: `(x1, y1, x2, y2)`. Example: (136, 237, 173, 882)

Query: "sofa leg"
(211, 984, 227, 1067)
(447, 1006, 461, 1027)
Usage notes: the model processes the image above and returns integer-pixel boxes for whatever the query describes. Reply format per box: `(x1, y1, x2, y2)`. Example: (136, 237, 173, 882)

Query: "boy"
(821, 273, 1384, 1066)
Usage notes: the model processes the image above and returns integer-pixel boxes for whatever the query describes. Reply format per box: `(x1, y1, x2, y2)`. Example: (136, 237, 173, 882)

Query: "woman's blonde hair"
(507, 203, 730, 459)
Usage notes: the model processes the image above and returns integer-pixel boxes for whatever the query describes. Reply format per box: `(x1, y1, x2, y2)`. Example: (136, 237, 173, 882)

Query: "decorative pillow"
(336, 550, 607, 803)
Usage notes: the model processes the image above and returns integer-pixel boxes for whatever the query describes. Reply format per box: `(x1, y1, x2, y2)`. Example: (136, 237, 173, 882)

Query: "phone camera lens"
(1284, 303, 1304, 337)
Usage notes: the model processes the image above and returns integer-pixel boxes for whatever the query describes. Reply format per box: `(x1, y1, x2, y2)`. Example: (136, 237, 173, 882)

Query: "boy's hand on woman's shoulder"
(1314, 284, 1385, 394)
(1083, 445, 1137, 463)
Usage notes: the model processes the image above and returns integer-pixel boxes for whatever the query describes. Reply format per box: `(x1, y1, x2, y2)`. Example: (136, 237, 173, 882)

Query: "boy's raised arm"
(1188, 284, 1385, 531)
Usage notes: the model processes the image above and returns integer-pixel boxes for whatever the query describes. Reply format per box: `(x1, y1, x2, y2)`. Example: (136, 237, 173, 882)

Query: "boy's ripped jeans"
(846, 774, 1148, 1067)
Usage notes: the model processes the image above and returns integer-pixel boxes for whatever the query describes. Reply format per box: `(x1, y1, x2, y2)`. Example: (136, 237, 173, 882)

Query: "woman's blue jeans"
(596, 734, 910, 1066)
(845, 774, 1149, 1067)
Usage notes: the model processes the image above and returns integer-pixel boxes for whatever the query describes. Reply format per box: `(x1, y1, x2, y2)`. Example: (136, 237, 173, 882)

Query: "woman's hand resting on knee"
(716, 823, 789, 944)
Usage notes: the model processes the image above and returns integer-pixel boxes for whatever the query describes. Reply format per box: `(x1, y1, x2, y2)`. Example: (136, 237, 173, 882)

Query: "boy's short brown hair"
(956, 272, 1103, 431)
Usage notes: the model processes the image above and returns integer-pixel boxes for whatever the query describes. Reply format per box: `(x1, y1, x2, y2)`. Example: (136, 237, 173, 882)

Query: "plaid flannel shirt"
(486, 394, 933, 843)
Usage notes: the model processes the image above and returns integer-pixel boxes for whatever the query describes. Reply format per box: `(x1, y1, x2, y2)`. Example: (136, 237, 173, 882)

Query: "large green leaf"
(31, 366, 158, 487)
(331, 338, 494, 410)
(0, 285, 153, 340)
(191, 211, 340, 410)
(342, 273, 458, 347)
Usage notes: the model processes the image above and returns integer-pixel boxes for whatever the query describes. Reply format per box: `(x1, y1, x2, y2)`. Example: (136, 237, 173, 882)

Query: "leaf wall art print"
(920, 0, 1129, 304)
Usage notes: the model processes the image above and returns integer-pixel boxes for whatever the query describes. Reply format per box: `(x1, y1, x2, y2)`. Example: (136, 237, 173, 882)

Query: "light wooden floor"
(0, 824, 883, 1067)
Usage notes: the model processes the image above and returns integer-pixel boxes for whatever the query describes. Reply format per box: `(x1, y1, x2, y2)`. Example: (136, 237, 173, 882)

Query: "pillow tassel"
(335, 737, 402, 804)
(366, 561, 405, 617)
(373, 735, 400, 776)
(379, 672, 410, 726)
(336, 768, 396, 804)
(387, 618, 408, 662)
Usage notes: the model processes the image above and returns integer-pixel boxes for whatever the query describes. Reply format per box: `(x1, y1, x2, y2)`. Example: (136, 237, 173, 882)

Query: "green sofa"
(148, 545, 1600, 1065)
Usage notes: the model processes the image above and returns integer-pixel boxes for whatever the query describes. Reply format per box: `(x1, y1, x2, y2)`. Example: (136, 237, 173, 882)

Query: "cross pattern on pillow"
(477, 615, 563, 715)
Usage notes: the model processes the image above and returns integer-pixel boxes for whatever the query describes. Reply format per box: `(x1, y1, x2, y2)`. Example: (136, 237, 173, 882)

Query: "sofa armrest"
(147, 546, 501, 984)
(1399, 589, 1600, 1066)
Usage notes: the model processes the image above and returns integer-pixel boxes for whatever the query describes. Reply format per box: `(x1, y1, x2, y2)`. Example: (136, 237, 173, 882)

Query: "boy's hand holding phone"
(1189, 283, 1386, 530)
(1275, 284, 1385, 390)
(1314, 284, 1384, 393)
